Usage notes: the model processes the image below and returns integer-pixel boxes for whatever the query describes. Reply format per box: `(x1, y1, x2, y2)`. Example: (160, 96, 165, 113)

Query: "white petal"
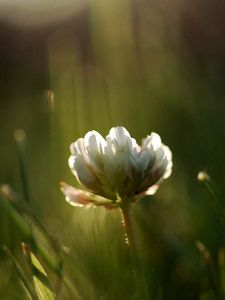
(107, 127, 136, 155)
(163, 162, 173, 179)
(143, 184, 159, 195)
(108, 126, 131, 144)
(83, 131, 106, 174)
(155, 147, 165, 161)
(143, 132, 162, 151)
(134, 184, 159, 201)
(104, 128, 142, 194)
(84, 130, 106, 156)
(162, 145, 173, 179)
(69, 155, 96, 187)
(130, 137, 140, 153)
(104, 140, 126, 180)
(136, 142, 172, 195)
(141, 135, 156, 163)
(103, 136, 130, 188)
(70, 138, 85, 156)
(139, 148, 151, 172)
(163, 145, 172, 162)
(151, 145, 172, 179)
(104, 136, 114, 156)
(68, 155, 75, 170)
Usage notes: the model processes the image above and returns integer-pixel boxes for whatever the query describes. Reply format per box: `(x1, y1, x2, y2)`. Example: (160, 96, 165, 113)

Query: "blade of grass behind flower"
(0, 190, 81, 299)
(3, 245, 39, 300)
(22, 243, 55, 300)
(1, 184, 65, 258)
(14, 129, 31, 204)
(198, 171, 225, 224)
(195, 240, 219, 294)
(0, 193, 60, 273)
(30, 252, 55, 300)
(0, 194, 32, 241)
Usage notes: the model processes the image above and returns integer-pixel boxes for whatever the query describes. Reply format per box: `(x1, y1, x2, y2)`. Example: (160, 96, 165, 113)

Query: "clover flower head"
(61, 126, 172, 208)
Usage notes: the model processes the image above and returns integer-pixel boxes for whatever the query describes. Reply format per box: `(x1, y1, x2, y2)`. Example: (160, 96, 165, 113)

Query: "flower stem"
(120, 203, 149, 300)
(198, 171, 225, 224)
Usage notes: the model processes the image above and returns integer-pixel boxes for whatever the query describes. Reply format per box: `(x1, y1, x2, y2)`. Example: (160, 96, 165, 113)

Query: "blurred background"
(0, 0, 225, 299)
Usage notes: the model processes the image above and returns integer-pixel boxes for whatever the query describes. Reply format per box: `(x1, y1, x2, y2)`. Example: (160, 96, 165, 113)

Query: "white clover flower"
(61, 126, 172, 208)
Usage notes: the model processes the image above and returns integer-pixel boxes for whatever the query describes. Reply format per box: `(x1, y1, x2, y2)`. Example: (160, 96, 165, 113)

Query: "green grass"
(1, 0, 225, 299)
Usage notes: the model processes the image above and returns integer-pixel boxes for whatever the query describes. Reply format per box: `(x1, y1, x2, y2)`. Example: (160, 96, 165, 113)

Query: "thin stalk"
(198, 171, 225, 224)
(14, 129, 30, 204)
(120, 202, 149, 300)
(195, 241, 220, 296)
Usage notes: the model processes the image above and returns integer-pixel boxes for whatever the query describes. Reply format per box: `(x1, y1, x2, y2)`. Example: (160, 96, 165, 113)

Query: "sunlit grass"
(1, 0, 225, 299)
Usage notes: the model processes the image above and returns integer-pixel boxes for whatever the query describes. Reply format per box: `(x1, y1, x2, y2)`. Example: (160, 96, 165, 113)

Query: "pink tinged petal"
(60, 182, 96, 207)
(60, 182, 115, 208)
